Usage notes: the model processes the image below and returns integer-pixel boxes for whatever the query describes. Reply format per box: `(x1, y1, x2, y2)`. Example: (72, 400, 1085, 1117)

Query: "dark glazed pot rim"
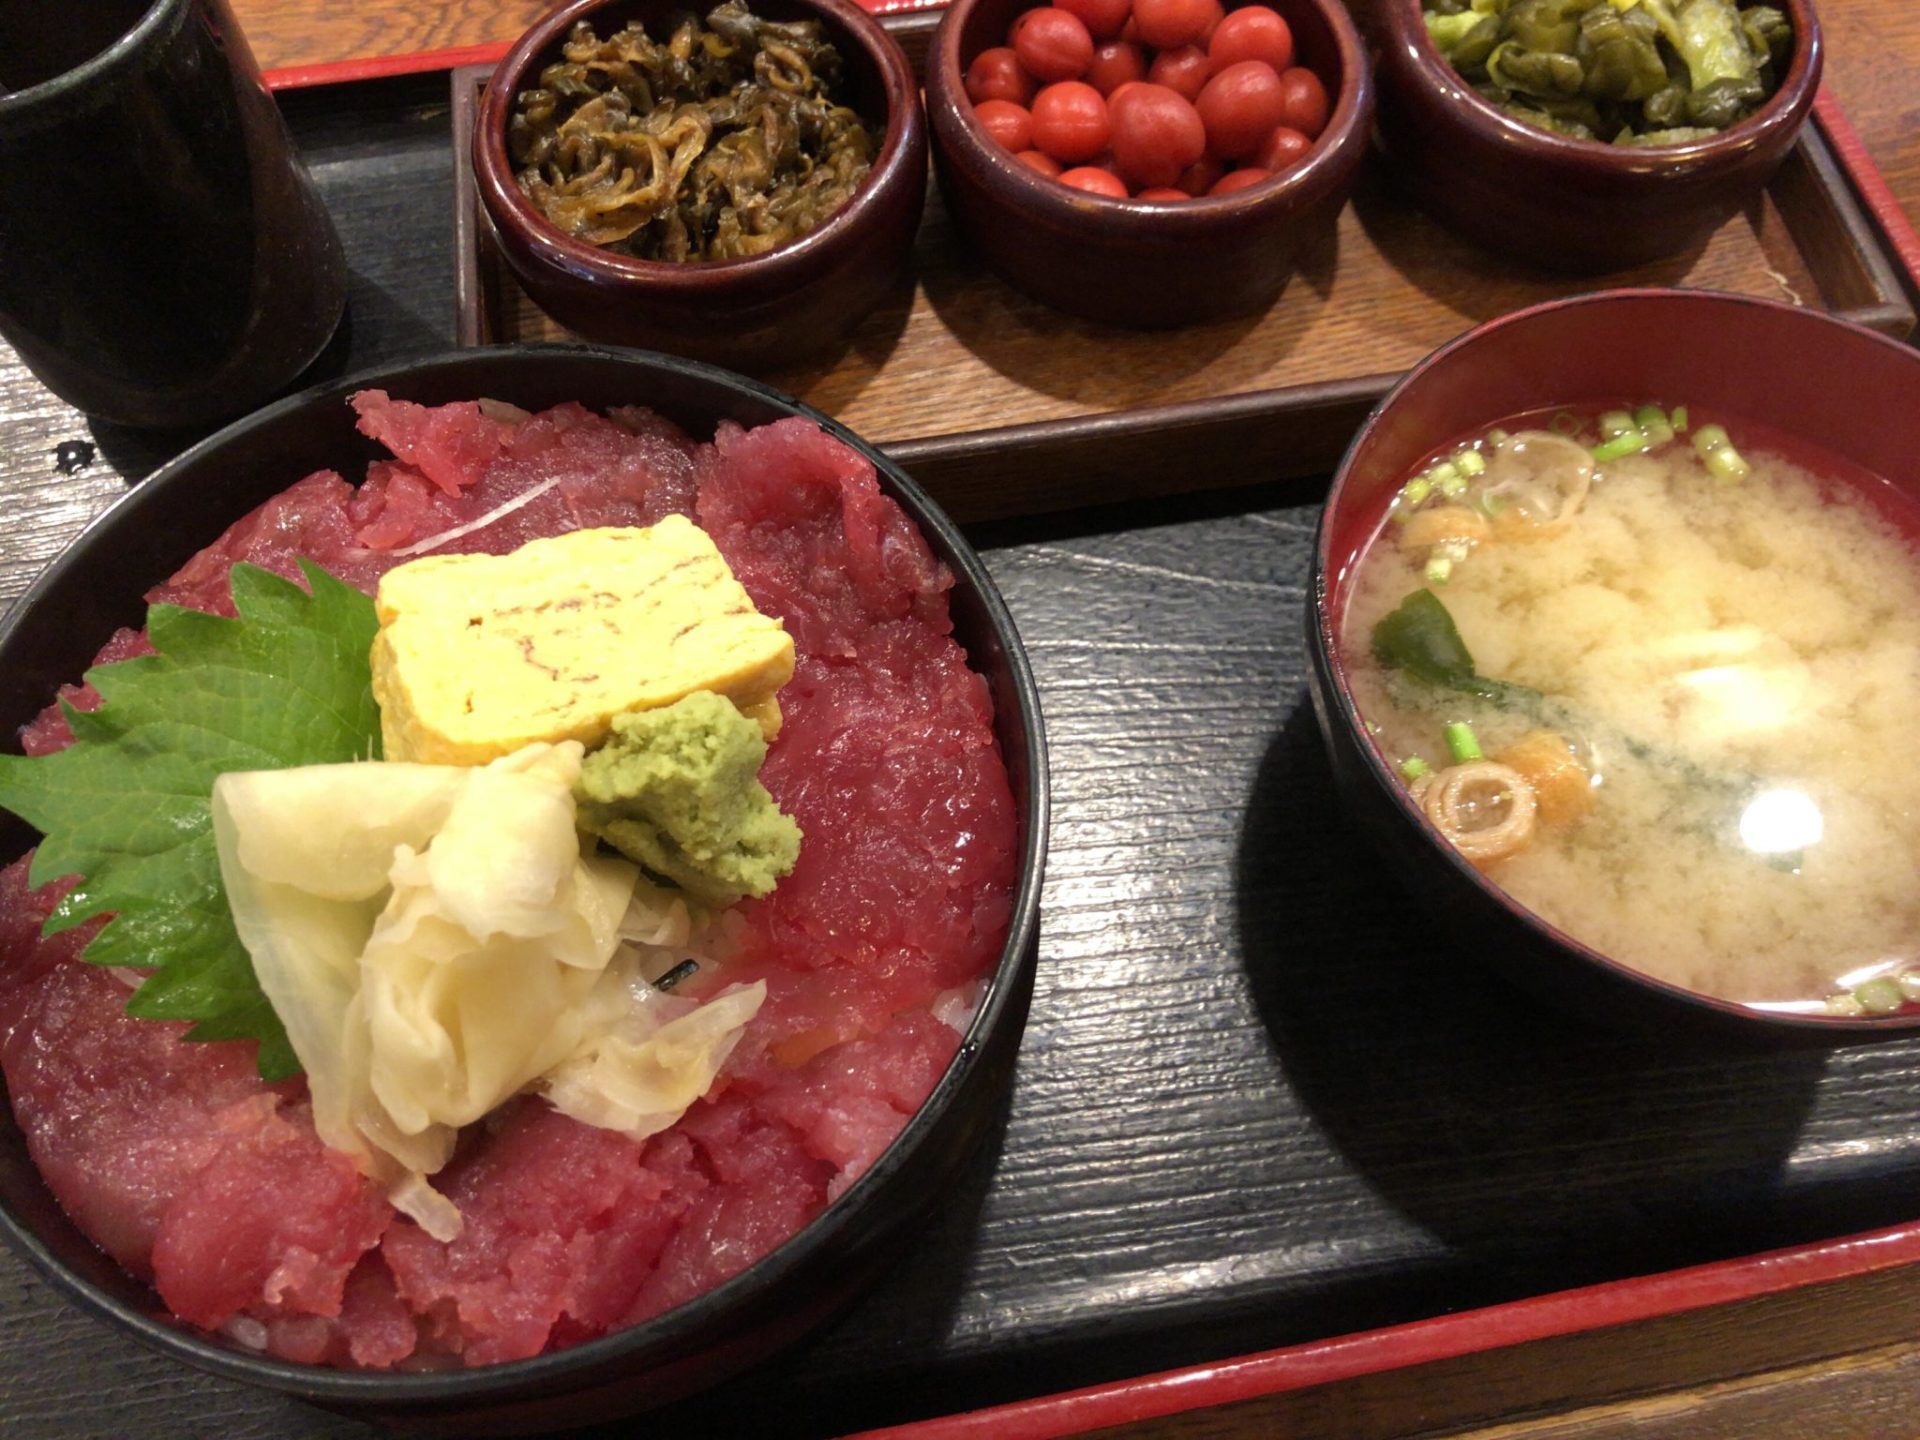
(0, 342, 1050, 1405)
(0, 0, 183, 119)
(1380, 0, 1822, 172)
(1312, 287, 1920, 1039)
(472, 0, 922, 284)
(930, 0, 1373, 221)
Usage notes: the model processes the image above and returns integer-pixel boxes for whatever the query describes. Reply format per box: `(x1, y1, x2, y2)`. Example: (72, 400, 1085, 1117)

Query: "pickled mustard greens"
(509, 0, 878, 261)
(1421, 0, 1792, 144)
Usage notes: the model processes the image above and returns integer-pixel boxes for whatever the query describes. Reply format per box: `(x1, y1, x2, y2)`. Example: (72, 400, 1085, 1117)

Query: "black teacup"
(0, 0, 345, 428)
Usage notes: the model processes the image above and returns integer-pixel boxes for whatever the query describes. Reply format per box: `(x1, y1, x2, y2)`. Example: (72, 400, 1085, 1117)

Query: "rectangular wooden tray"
(451, 14, 1916, 523)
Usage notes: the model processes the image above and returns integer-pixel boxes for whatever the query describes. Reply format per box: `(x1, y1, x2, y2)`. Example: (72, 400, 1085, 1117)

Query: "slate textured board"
(3, 74, 1920, 1440)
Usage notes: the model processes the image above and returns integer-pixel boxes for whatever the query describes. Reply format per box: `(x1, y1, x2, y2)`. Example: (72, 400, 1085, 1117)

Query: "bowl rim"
(0, 340, 1052, 1399)
(928, 0, 1374, 218)
(471, 0, 923, 282)
(0, 0, 180, 116)
(1379, 0, 1823, 169)
(1311, 285, 1920, 1036)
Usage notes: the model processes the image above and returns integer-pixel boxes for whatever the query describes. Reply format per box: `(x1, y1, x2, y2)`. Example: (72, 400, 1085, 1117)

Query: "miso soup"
(1341, 405, 1920, 1011)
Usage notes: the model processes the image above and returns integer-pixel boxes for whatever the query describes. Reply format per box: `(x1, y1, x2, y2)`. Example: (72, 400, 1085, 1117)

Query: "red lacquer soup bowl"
(1307, 289, 1920, 1042)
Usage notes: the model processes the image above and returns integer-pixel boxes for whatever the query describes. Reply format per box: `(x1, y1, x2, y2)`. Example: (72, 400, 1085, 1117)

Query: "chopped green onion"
(1487, 427, 1510, 446)
(1425, 554, 1454, 585)
(1825, 992, 1867, 1017)
(1401, 474, 1434, 507)
(1692, 423, 1750, 482)
(1599, 410, 1637, 439)
(1398, 756, 1432, 781)
(1432, 462, 1467, 497)
(1592, 428, 1651, 463)
(1704, 446, 1751, 483)
(1455, 449, 1487, 478)
(1669, 405, 1689, 433)
(1478, 491, 1507, 517)
(1633, 405, 1675, 448)
(1899, 972, 1920, 1001)
(1444, 721, 1482, 764)
(1855, 977, 1906, 1014)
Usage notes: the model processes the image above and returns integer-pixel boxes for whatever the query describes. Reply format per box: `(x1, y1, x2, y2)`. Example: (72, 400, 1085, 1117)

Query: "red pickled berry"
(1087, 40, 1147, 95)
(1131, 0, 1216, 49)
(1196, 60, 1287, 160)
(1058, 165, 1129, 197)
(1135, 186, 1190, 201)
(1147, 44, 1211, 101)
(1012, 8, 1095, 84)
(1275, 65, 1330, 138)
(1056, 0, 1132, 42)
(1210, 166, 1274, 195)
(966, 46, 1036, 106)
(1015, 148, 1064, 176)
(1176, 154, 1225, 195)
(1207, 6, 1293, 75)
(975, 98, 1035, 151)
(1254, 124, 1311, 172)
(1108, 82, 1207, 190)
(1030, 80, 1111, 163)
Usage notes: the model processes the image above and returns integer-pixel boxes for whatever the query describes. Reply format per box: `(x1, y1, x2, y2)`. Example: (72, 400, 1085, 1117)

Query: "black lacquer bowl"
(0, 346, 1048, 1433)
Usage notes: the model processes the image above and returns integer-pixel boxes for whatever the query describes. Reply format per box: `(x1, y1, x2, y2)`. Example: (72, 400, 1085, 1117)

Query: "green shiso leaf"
(0, 560, 381, 1081)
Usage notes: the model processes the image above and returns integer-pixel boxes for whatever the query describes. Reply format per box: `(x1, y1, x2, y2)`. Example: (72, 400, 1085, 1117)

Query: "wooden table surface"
(3, 4, 1920, 1439)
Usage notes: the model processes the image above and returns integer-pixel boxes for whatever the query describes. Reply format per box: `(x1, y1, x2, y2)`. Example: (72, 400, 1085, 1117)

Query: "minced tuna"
(0, 394, 1017, 1368)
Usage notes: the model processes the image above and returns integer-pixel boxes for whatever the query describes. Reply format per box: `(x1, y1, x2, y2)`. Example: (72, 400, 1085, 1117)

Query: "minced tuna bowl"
(0, 392, 1018, 1369)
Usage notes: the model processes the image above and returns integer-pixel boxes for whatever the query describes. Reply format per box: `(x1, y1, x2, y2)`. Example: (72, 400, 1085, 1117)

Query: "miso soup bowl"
(0, 345, 1047, 1431)
(1307, 289, 1920, 1042)
(473, 0, 927, 371)
(1364, 0, 1822, 272)
(925, 0, 1373, 326)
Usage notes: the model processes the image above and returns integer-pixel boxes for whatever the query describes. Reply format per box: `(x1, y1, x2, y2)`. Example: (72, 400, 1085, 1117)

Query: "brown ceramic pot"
(925, 0, 1374, 327)
(1367, 0, 1822, 273)
(472, 0, 926, 371)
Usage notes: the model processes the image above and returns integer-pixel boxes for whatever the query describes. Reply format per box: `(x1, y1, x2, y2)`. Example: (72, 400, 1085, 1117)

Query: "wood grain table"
(3, 5, 1920, 1440)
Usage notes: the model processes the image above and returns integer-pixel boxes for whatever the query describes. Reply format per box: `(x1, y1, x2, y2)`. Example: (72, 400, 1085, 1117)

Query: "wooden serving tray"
(450, 13, 1916, 523)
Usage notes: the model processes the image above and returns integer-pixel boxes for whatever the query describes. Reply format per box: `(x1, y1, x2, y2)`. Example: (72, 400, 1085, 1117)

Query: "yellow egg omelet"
(370, 518, 792, 766)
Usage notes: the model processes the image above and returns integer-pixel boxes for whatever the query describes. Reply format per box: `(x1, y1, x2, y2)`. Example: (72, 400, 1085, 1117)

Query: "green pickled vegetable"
(1421, 0, 1790, 145)
(1577, 4, 1669, 101)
